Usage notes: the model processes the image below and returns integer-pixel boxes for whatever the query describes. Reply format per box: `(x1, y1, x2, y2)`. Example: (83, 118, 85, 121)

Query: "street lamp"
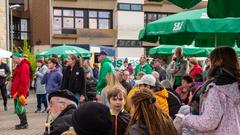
(9, 4, 20, 52)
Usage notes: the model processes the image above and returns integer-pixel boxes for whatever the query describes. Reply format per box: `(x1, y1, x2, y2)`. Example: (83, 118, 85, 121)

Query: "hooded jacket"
(126, 86, 139, 112)
(134, 63, 152, 78)
(42, 68, 63, 94)
(96, 57, 114, 93)
(155, 88, 169, 114)
(182, 68, 240, 135)
(11, 59, 30, 98)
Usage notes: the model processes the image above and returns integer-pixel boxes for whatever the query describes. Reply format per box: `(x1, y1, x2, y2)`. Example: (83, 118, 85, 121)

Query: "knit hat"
(48, 90, 78, 105)
(72, 102, 113, 135)
(136, 74, 156, 86)
(11, 52, 23, 58)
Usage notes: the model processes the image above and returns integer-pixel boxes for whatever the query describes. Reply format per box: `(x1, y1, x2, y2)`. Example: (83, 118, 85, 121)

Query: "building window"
(118, 3, 143, 11)
(53, 8, 112, 34)
(117, 40, 142, 47)
(131, 4, 142, 11)
(13, 17, 30, 40)
(75, 10, 84, 29)
(144, 12, 174, 24)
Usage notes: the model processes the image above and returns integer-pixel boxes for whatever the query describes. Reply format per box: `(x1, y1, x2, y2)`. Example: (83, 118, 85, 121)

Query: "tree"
(14, 40, 36, 79)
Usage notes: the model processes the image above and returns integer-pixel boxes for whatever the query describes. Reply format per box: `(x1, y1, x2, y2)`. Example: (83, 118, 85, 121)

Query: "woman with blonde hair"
(126, 88, 177, 135)
(100, 72, 125, 107)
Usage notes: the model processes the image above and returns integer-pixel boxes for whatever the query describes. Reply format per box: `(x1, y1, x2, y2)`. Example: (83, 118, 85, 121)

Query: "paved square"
(0, 91, 47, 135)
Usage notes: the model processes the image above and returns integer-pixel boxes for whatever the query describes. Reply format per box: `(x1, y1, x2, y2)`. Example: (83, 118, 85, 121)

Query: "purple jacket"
(42, 69, 63, 94)
(182, 82, 240, 135)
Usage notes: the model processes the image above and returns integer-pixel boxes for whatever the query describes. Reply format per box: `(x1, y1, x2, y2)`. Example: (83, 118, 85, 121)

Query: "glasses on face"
(49, 101, 65, 107)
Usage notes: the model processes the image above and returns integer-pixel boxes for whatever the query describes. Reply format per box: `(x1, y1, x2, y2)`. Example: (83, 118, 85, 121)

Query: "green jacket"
(96, 57, 115, 93)
(134, 63, 152, 78)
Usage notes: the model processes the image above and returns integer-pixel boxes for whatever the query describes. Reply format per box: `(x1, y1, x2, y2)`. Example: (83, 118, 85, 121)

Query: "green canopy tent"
(149, 45, 210, 57)
(36, 45, 91, 58)
(139, 8, 240, 47)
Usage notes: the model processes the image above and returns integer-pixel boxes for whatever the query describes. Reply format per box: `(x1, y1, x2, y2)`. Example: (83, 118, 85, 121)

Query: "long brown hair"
(208, 46, 240, 90)
(125, 88, 177, 135)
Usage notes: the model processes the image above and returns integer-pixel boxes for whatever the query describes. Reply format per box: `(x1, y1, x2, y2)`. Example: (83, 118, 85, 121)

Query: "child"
(175, 75, 193, 104)
(107, 85, 130, 135)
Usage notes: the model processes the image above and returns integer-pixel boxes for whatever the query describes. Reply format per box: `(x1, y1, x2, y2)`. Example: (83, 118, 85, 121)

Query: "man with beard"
(44, 90, 78, 135)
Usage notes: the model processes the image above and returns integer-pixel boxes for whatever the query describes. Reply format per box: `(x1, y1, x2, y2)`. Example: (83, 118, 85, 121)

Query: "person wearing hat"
(44, 90, 78, 135)
(126, 74, 156, 112)
(62, 102, 113, 135)
(11, 52, 31, 129)
(96, 51, 115, 100)
(0, 58, 10, 111)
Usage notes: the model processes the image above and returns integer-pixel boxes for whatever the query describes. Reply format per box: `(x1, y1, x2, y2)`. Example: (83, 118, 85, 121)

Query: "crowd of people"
(0, 46, 239, 135)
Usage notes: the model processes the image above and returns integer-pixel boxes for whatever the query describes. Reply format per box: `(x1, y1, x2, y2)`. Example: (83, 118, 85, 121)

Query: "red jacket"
(189, 64, 202, 78)
(11, 59, 30, 98)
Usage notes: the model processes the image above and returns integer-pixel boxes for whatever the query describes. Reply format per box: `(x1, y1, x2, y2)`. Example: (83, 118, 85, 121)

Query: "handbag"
(14, 97, 26, 115)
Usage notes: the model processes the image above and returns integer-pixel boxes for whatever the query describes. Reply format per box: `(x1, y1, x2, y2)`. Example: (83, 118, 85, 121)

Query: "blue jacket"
(42, 68, 63, 94)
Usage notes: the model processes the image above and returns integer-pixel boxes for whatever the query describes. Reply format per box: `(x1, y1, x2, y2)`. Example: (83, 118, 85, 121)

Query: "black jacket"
(167, 89, 181, 119)
(61, 63, 86, 95)
(109, 110, 130, 135)
(120, 80, 132, 94)
(86, 77, 97, 101)
(0, 62, 10, 86)
(47, 104, 77, 135)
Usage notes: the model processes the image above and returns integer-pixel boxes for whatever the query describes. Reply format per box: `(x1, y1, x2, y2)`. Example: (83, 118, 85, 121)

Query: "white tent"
(0, 48, 12, 58)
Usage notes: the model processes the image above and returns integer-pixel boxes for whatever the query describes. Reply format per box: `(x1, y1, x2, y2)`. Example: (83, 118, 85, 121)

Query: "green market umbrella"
(149, 45, 209, 57)
(36, 45, 91, 58)
(147, 0, 240, 18)
(168, 0, 201, 9)
(147, 0, 201, 9)
(205, 46, 240, 56)
(139, 8, 240, 47)
(207, 0, 240, 18)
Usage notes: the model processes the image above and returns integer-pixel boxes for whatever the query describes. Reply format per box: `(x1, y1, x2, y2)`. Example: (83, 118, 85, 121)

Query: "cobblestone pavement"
(0, 91, 47, 135)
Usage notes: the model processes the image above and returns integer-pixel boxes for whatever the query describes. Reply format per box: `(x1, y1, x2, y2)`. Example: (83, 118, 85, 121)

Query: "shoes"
(4, 106, 7, 111)
(35, 109, 41, 113)
(15, 123, 28, 130)
(41, 109, 47, 113)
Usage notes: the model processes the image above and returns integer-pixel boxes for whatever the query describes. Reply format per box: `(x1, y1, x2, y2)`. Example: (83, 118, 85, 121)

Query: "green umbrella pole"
(215, 34, 217, 47)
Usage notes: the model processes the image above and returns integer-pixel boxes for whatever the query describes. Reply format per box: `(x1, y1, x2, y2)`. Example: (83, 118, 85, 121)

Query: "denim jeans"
(73, 92, 80, 105)
(36, 94, 48, 110)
